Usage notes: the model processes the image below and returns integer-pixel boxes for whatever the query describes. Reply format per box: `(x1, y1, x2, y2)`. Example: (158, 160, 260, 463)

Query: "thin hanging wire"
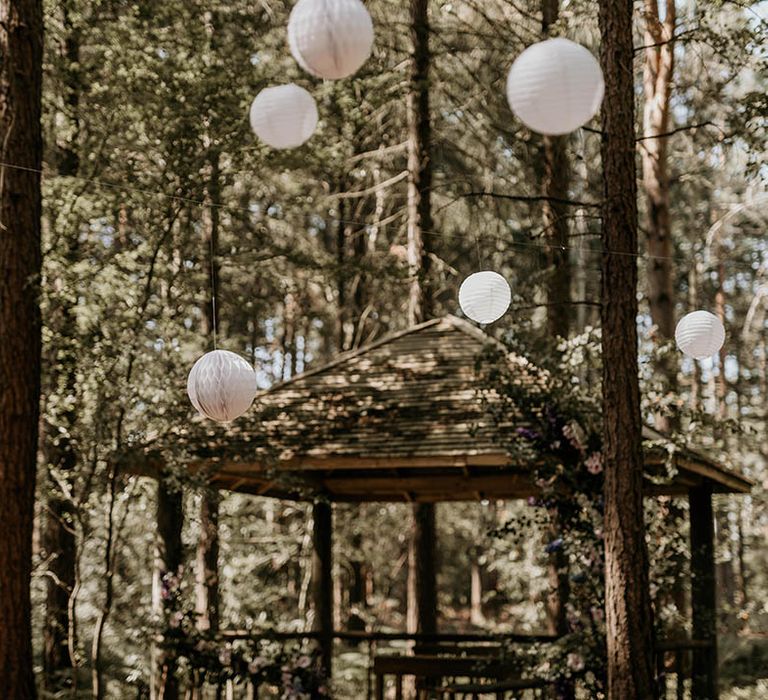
(209, 225, 218, 350)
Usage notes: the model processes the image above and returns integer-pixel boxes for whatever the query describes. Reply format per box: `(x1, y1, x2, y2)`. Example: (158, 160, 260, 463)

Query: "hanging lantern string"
(209, 229, 218, 350)
(1, 159, 761, 270)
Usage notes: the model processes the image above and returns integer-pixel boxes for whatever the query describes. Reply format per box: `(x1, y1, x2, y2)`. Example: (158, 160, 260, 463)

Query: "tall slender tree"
(598, 0, 655, 696)
(540, 0, 573, 657)
(405, 0, 438, 639)
(0, 0, 44, 696)
(641, 0, 677, 428)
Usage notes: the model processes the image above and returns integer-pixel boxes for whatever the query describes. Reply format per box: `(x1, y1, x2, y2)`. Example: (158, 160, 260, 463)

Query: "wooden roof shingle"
(129, 315, 752, 500)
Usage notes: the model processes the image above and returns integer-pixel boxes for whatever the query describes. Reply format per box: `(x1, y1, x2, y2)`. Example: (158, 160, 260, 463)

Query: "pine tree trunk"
(405, 0, 439, 646)
(641, 0, 675, 339)
(540, 1, 573, 655)
(196, 148, 221, 636)
(406, 0, 433, 326)
(0, 0, 44, 696)
(598, 0, 655, 697)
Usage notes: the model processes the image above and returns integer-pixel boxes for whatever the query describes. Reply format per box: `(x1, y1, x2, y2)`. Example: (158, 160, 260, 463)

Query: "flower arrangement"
(477, 336, 607, 696)
(154, 570, 329, 698)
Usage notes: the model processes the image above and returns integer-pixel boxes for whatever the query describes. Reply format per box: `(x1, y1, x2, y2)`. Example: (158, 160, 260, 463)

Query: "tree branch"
(460, 191, 601, 208)
(635, 121, 721, 141)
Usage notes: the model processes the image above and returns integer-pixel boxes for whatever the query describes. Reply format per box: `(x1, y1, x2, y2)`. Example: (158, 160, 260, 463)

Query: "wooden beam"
(689, 485, 718, 699)
(412, 503, 437, 635)
(311, 501, 333, 677)
(151, 476, 184, 700)
(324, 473, 535, 499)
(211, 452, 511, 472)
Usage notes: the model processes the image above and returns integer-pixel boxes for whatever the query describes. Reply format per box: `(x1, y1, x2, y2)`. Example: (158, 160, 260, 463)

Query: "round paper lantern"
(287, 0, 374, 80)
(675, 311, 725, 360)
(458, 271, 511, 325)
(249, 84, 318, 149)
(187, 350, 259, 423)
(506, 38, 604, 136)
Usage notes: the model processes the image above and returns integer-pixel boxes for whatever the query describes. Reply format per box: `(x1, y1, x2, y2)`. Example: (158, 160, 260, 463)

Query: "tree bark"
(406, 0, 433, 326)
(196, 489, 220, 633)
(540, 2, 573, 656)
(404, 0, 439, 647)
(598, 0, 655, 697)
(0, 0, 44, 696)
(196, 147, 221, 636)
(641, 0, 675, 340)
(641, 0, 678, 433)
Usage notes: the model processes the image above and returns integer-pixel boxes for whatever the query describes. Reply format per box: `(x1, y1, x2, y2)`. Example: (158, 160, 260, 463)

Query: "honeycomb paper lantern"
(458, 271, 511, 325)
(287, 0, 374, 80)
(675, 311, 726, 360)
(249, 84, 318, 149)
(187, 350, 259, 423)
(506, 38, 604, 136)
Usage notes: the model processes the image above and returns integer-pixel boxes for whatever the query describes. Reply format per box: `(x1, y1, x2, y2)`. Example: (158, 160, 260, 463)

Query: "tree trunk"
(540, 2, 573, 655)
(196, 489, 220, 633)
(404, 0, 439, 648)
(598, 0, 655, 697)
(541, 0, 572, 339)
(641, 0, 677, 434)
(42, 3, 81, 687)
(406, 0, 433, 326)
(196, 148, 221, 636)
(470, 550, 483, 626)
(347, 531, 367, 632)
(640, 0, 689, 639)
(0, 0, 44, 696)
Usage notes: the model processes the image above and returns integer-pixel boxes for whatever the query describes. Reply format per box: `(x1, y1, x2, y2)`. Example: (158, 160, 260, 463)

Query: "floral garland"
(477, 340, 607, 697)
(155, 569, 330, 699)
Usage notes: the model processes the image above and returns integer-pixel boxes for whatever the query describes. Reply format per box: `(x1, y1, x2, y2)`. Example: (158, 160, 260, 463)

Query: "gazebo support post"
(411, 503, 438, 635)
(151, 475, 184, 700)
(689, 484, 718, 699)
(312, 500, 333, 677)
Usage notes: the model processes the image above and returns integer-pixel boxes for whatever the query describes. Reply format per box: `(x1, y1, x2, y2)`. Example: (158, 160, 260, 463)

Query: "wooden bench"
(374, 654, 518, 700)
(437, 678, 552, 699)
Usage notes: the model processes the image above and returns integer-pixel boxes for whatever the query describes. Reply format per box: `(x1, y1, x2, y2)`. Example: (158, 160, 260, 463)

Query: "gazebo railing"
(175, 630, 556, 699)
(167, 630, 714, 699)
(654, 638, 716, 700)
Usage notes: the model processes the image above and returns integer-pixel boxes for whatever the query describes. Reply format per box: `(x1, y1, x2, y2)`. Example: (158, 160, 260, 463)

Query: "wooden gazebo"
(132, 315, 751, 698)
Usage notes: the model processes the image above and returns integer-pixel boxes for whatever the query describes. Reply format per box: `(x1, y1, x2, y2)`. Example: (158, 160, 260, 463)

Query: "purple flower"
(516, 427, 540, 440)
(545, 538, 563, 553)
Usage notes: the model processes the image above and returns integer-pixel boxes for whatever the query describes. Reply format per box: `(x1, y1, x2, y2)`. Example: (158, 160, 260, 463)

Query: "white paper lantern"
(506, 38, 604, 136)
(249, 84, 318, 149)
(187, 350, 259, 423)
(287, 0, 374, 80)
(458, 271, 512, 325)
(675, 311, 726, 360)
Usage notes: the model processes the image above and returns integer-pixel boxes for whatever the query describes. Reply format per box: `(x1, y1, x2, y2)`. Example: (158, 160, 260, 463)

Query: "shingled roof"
(131, 315, 751, 501)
